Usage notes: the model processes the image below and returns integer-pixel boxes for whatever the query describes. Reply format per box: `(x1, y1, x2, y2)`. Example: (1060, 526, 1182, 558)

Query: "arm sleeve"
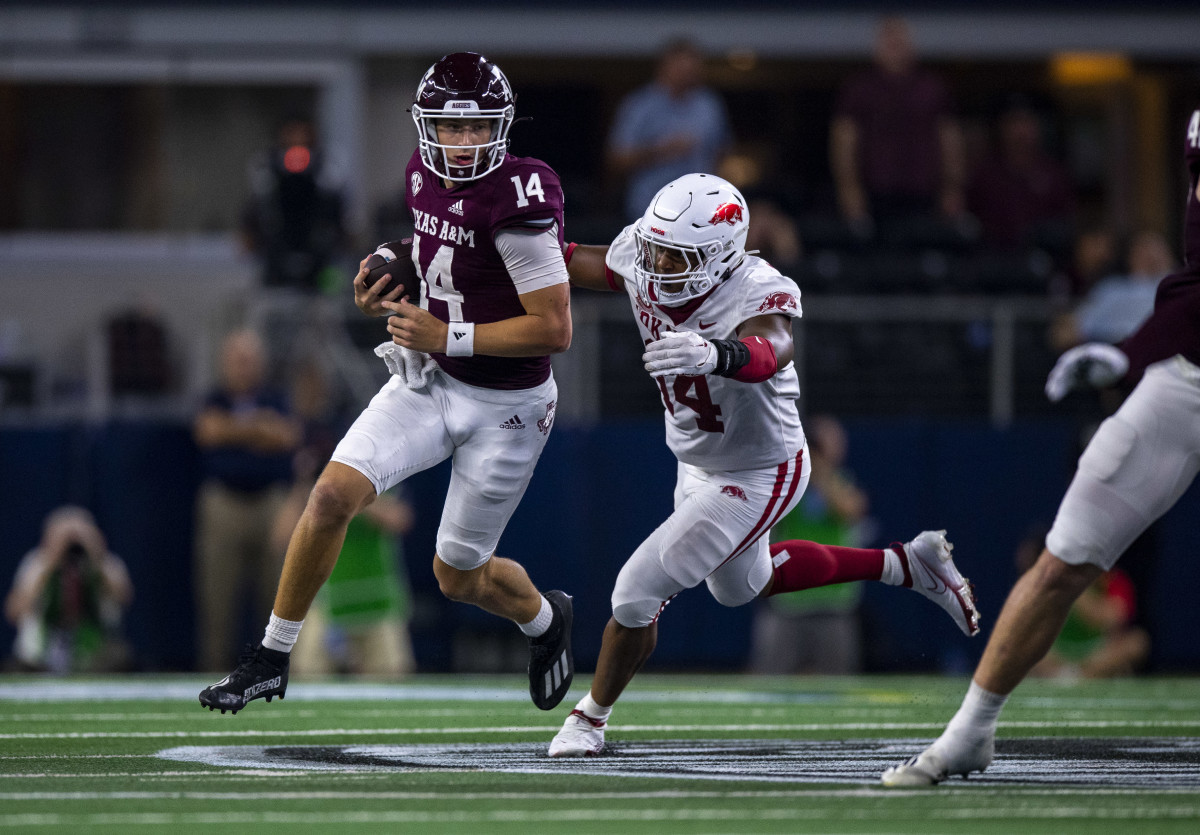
(495, 225, 570, 295)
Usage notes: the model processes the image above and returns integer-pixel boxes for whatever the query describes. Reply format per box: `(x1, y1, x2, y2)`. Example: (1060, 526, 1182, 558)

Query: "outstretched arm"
(642, 313, 794, 381)
(564, 243, 622, 292)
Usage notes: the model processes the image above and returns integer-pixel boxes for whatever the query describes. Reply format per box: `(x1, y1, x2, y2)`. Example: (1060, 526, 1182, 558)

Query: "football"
(363, 238, 419, 301)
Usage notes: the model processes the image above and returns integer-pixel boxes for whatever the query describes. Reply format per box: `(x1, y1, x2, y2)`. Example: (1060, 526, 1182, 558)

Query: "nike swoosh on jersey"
(698, 320, 717, 330)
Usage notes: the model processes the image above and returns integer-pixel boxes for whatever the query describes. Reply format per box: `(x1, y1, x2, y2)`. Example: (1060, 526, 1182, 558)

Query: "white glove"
(1045, 343, 1130, 402)
(374, 341, 438, 390)
(642, 330, 717, 378)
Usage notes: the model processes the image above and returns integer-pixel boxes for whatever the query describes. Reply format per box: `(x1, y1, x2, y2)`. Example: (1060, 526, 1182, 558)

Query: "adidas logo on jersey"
(448, 199, 464, 216)
(499, 414, 525, 430)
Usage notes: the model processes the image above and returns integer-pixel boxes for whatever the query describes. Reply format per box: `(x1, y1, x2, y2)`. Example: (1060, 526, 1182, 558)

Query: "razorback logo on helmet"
(757, 292, 798, 314)
(720, 485, 748, 502)
(709, 202, 744, 227)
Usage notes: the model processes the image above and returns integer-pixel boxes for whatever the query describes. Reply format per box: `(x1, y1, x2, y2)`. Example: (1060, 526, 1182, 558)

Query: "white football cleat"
(899, 530, 981, 637)
(881, 733, 994, 786)
(549, 709, 606, 758)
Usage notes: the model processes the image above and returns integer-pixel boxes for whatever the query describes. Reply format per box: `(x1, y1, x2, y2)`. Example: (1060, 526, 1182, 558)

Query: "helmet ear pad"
(632, 173, 749, 304)
(411, 52, 516, 182)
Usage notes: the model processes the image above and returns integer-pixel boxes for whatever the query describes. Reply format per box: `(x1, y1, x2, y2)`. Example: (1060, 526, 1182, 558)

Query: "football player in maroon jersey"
(884, 108, 1200, 786)
(201, 53, 576, 714)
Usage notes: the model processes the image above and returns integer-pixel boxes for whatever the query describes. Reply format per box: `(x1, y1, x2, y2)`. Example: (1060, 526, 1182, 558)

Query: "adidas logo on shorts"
(499, 414, 525, 430)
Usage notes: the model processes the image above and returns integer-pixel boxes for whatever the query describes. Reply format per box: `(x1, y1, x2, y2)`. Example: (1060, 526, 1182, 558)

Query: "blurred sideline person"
(200, 53, 575, 714)
(241, 114, 348, 293)
(882, 108, 1200, 787)
(966, 96, 1076, 255)
(749, 415, 871, 675)
(4, 506, 134, 673)
(830, 16, 965, 232)
(193, 329, 301, 671)
(274, 361, 418, 678)
(607, 38, 732, 219)
(280, 489, 417, 678)
(1052, 230, 1176, 352)
(548, 173, 979, 757)
(1009, 527, 1149, 681)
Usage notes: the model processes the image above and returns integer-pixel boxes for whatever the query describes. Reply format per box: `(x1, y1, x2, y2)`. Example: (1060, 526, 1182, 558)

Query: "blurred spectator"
(193, 329, 301, 671)
(4, 506, 134, 673)
(272, 359, 417, 677)
(749, 415, 872, 675)
(607, 38, 732, 218)
(241, 114, 348, 293)
(1051, 230, 1175, 351)
(967, 97, 1077, 255)
(745, 194, 803, 272)
(1058, 226, 1120, 300)
(282, 489, 417, 678)
(830, 17, 965, 233)
(1011, 534, 1150, 679)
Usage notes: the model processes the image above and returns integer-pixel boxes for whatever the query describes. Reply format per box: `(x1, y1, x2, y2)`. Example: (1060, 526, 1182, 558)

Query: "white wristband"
(445, 322, 475, 357)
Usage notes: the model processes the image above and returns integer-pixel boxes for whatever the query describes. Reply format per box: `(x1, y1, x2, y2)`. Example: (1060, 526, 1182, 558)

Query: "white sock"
(577, 692, 612, 723)
(879, 546, 906, 586)
(262, 612, 304, 653)
(518, 595, 553, 637)
(943, 680, 1008, 740)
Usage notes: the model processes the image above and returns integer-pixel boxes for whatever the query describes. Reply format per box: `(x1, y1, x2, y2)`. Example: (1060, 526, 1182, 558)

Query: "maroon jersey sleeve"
(1118, 108, 1200, 380)
(487, 156, 566, 244)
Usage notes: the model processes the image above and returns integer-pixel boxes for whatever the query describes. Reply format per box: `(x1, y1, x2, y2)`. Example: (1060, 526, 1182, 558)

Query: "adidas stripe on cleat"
(198, 643, 289, 715)
(527, 590, 574, 710)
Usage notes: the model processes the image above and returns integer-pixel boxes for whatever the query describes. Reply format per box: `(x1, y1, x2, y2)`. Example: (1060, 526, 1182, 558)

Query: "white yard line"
(2, 787, 1199, 800)
(2, 806, 1199, 827)
(4, 719, 1200, 740)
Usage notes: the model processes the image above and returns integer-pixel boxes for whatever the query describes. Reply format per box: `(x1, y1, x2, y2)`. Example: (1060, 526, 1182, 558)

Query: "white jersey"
(607, 223, 805, 471)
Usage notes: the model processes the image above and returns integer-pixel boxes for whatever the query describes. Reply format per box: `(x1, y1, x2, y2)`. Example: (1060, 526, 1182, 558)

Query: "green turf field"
(2, 673, 1199, 833)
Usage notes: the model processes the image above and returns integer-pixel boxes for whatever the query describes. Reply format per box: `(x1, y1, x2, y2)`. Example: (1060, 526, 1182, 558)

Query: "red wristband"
(604, 265, 620, 291)
(563, 241, 578, 267)
(732, 336, 778, 382)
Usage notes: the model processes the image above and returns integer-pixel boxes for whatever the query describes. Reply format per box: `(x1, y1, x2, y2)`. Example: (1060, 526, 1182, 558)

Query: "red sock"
(767, 540, 886, 596)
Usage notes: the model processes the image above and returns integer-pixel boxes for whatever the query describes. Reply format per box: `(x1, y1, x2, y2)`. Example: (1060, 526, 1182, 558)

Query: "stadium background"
(1, 0, 1199, 675)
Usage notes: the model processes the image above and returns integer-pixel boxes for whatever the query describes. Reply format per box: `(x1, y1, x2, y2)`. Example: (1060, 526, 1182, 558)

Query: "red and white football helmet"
(633, 173, 749, 305)
(411, 52, 516, 182)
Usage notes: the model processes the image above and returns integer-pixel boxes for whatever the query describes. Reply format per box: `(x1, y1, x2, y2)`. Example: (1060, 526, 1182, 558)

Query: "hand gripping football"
(363, 238, 419, 301)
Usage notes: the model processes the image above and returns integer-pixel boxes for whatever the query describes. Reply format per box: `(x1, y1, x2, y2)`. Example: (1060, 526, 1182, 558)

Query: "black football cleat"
(199, 644, 289, 715)
(528, 590, 574, 710)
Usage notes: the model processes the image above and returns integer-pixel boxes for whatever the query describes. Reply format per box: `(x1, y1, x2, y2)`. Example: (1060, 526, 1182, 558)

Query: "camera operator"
(4, 506, 134, 672)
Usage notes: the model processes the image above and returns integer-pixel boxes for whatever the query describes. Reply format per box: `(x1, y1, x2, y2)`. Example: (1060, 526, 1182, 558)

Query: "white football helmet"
(633, 173, 749, 305)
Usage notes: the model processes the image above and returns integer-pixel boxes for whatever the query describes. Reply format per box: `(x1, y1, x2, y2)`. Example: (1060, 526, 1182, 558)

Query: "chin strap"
(711, 336, 777, 382)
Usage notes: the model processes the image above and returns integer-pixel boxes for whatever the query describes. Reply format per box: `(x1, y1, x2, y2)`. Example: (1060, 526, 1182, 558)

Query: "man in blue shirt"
(193, 329, 301, 671)
(607, 39, 732, 219)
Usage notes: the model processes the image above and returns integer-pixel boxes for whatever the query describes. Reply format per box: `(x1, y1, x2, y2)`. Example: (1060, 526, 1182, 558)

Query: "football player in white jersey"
(548, 173, 980, 757)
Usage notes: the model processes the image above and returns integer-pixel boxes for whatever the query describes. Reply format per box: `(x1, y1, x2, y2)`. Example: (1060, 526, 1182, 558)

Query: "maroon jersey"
(405, 149, 566, 389)
(1119, 108, 1200, 379)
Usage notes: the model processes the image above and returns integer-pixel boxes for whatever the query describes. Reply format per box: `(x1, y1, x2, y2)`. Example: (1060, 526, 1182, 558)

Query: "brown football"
(363, 238, 419, 300)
